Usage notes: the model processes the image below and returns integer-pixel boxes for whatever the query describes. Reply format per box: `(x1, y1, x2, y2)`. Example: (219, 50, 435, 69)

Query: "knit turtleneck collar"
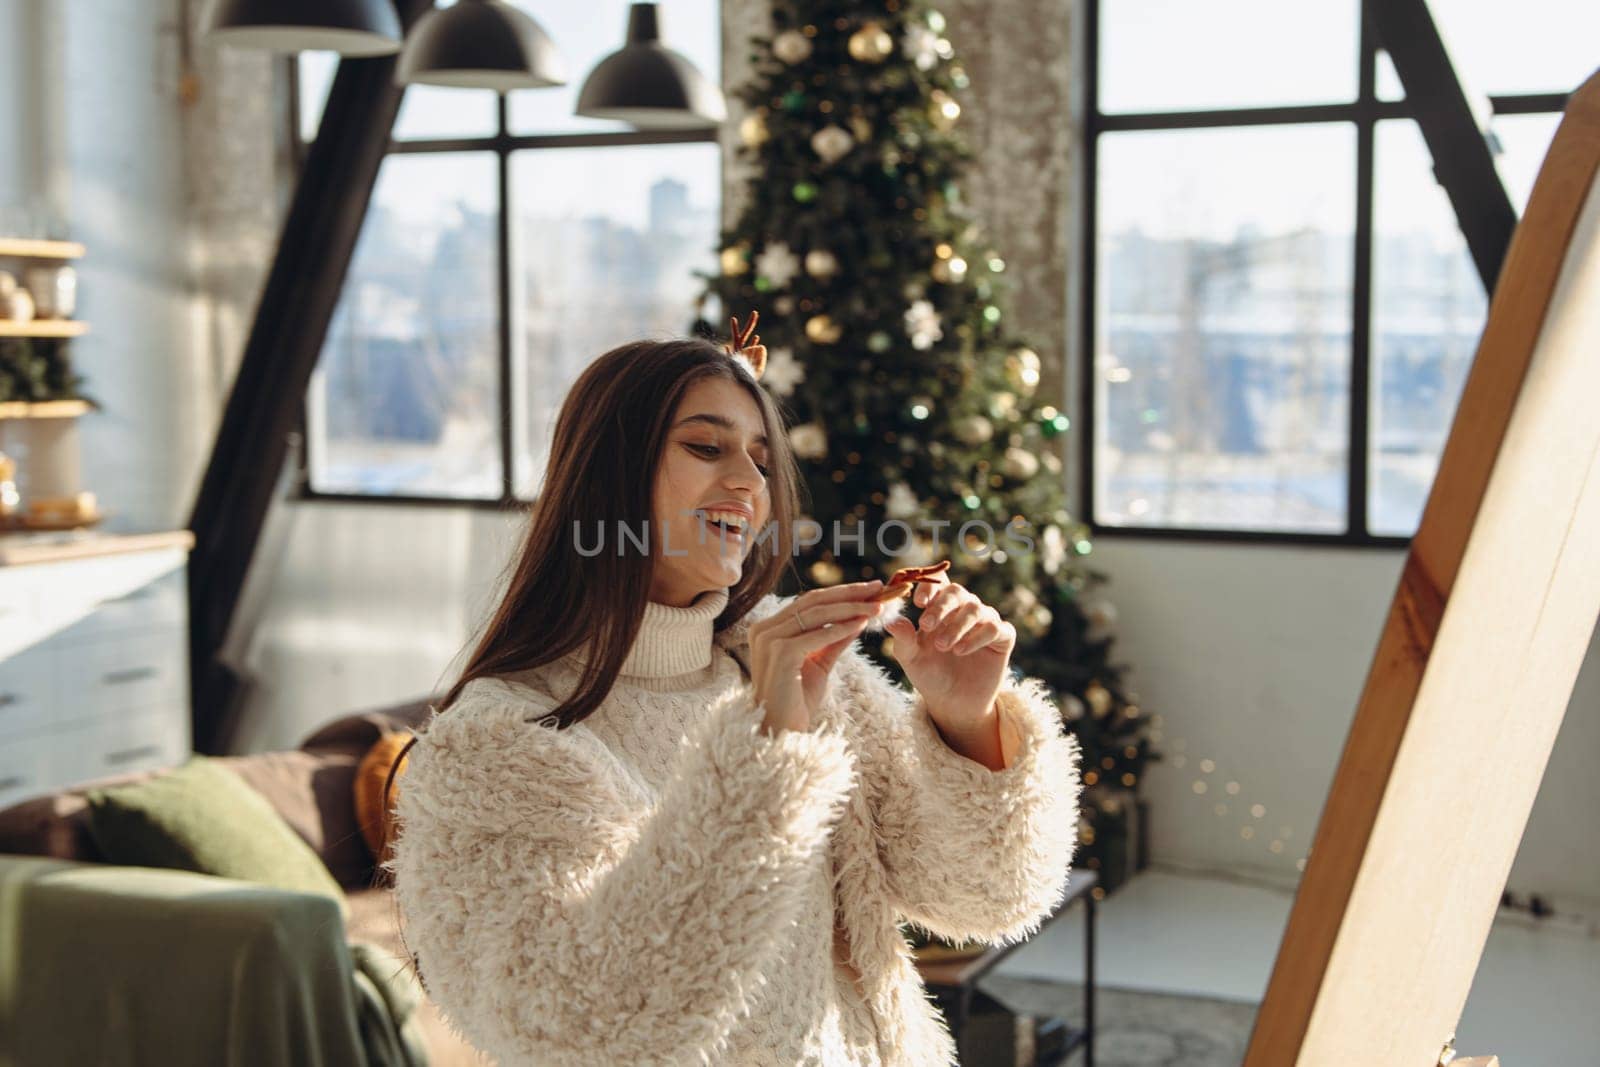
(616, 586, 730, 679)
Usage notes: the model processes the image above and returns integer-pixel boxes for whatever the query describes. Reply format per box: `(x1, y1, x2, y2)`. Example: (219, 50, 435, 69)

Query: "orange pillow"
(355, 731, 413, 874)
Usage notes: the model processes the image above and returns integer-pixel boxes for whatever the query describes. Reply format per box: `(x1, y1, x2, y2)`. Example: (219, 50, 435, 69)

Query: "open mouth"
(700, 513, 748, 543)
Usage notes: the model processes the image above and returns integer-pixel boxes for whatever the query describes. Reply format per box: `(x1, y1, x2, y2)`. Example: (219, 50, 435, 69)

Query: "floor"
(989, 866, 1600, 1064)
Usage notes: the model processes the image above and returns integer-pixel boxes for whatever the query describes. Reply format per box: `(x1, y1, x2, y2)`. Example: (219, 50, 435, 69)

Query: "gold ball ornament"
(953, 414, 993, 445)
(849, 114, 873, 141)
(804, 249, 839, 279)
(772, 29, 813, 65)
(805, 313, 843, 343)
(1025, 604, 1052, 636)
(720, 245, 750, 276)
(1002, 446, 1040, 480)
(988, 391, 1018, 419)
(847, 22, 894, 63)
(810, 124, 855, 165)
(809, 559, 844, 585)
(1085, 681, 1113, 717)
(1005, 347, 1041, 395)
(739, 110, 770, 148)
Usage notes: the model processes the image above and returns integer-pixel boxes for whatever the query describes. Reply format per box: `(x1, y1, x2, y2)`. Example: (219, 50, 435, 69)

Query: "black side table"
(914, 868, 1098, 1066)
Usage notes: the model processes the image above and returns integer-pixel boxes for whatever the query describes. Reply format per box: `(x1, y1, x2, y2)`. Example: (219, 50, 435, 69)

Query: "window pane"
(308, 153, 501, 498)
(1099, 0, 1357, 113)
(509, 143, 720, 497)
(1492, 112, 1563, 214)
(1367, 114, 1559, 536)
(1428, 0, 1599, 97)
(1378, 3, 1597, 102)
(1095, 125, 1356, 532)
(507, 0, 719, 135)
(297, 49, 497, 143)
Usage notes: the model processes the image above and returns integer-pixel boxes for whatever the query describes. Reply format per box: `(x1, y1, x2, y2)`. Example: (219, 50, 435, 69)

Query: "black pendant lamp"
(396, 0, 566, 91)
(576, 3, 726, 129)
(202, 0, 403, 56)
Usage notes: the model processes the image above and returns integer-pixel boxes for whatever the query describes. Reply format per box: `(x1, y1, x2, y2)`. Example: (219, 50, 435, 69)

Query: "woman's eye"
(688, 442, 769, 477)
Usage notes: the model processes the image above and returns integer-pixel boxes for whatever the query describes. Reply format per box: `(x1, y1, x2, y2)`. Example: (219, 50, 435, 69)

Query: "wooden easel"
(1244, 70, 1600, 1067)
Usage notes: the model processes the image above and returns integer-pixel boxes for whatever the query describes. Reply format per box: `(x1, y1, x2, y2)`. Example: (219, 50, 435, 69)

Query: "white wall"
(0, 0, 286, 531)
(1092, 536, 1600, 906)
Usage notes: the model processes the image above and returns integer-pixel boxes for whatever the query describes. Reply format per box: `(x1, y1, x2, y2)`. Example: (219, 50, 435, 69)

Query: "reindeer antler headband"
(723, 311, 768, 380)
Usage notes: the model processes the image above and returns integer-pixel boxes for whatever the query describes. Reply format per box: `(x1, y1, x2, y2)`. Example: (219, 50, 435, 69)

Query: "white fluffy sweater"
(389, 586, 1083, 1066)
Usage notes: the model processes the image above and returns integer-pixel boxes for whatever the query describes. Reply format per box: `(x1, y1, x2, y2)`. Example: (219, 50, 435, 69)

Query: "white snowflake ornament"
(902, 23, 941, 71)
(760, 346, 805, 397)
(904, 299, 943, 350)
(789, 421, 828, 460)
(754, 242, 801, 288)
(885, 481, 920, 519)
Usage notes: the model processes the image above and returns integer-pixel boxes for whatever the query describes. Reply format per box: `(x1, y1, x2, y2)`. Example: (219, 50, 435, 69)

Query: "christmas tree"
(692, 0, 1159, 909)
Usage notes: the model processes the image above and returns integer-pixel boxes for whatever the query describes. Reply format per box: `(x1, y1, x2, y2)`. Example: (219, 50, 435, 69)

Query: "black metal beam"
(1365, 0, 1516, 292)
(186, 0, 433, 755)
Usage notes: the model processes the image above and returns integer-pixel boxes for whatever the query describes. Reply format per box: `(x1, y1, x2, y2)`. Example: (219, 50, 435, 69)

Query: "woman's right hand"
(750, 580, 885, 734)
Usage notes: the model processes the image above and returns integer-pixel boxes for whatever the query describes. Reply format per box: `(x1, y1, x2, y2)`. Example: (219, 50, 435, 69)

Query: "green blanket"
(0, 855, 427, 1067)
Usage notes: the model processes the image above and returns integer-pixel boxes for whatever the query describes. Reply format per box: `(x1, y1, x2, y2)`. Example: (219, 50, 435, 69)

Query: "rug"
(970, 974, 1259, 1066)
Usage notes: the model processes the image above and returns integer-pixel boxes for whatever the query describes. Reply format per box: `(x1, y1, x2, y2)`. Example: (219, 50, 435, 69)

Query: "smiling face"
(650, 376, 774, 607)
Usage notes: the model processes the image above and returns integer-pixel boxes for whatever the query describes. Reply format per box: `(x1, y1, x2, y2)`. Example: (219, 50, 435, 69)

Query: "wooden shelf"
(0, 320, 89, 338)
(0, 238, 85, 260)
(0, 399, 93, 419)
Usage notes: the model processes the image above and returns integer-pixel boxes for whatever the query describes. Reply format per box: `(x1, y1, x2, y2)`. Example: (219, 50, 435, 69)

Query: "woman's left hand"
(883, 578, 1015, 732)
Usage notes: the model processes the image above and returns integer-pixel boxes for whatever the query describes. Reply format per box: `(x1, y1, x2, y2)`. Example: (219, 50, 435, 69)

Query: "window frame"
(1078, 0, 1570, 548)
(284, 47, 723, 510)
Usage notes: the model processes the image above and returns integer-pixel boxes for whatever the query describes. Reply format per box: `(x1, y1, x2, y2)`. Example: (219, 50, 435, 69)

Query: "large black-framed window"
(1080, 0, 1577, 547)
(285, 2, 722, 509)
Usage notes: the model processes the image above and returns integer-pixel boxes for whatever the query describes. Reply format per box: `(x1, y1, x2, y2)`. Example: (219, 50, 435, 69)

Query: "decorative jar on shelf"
(23, 264, 76, 319)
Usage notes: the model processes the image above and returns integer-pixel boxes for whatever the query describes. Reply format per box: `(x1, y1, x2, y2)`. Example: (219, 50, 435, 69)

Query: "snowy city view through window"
(295, 1, 720, 500)
(1093, 0, 1589, 538)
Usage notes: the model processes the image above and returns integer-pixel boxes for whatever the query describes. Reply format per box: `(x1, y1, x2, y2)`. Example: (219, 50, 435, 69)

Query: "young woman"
(387, 326, 1084, 1066)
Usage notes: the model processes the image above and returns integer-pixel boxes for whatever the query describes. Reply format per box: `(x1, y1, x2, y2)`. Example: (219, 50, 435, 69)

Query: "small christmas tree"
(693, 0, 1159, 910)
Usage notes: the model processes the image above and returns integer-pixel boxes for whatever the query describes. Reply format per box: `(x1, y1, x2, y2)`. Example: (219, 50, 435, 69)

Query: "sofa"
(0, 694, 491, 1067)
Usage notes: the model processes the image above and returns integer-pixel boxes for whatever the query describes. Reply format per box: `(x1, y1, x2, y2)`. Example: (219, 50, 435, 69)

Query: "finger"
(810, 627, 860, 674)
(950, 616, 1003, 656)
(885, 615, 921, 665)
(755, 601, 883, 675)
(752, 579, 889, 639)
(930, 601, 982, 651)
(774, 615, 872, 660)
(917, 583, 968, 634)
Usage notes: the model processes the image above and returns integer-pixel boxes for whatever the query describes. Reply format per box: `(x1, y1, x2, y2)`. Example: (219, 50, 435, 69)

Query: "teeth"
(703, 510, 749, 532)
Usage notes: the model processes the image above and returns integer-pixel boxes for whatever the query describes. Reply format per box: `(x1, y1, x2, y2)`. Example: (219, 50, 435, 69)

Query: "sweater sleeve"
(387, 679, 856, 1066)
(830, 644, 1084, 947)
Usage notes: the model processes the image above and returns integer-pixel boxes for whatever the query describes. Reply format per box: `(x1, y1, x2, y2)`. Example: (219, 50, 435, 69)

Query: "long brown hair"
(381, 334, 802, 880)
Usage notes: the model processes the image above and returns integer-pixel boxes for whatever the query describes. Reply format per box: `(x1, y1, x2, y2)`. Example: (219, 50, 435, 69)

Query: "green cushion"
(84, 754, 347, 914)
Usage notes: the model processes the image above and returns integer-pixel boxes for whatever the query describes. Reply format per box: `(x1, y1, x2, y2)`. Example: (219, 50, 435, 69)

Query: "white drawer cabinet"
(59, 706, 192, 783)
(0, 542, 193, 804)
(0, 738, 51, 810)
(0, 640, 56, 739)
(56, 623, 189, 727)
